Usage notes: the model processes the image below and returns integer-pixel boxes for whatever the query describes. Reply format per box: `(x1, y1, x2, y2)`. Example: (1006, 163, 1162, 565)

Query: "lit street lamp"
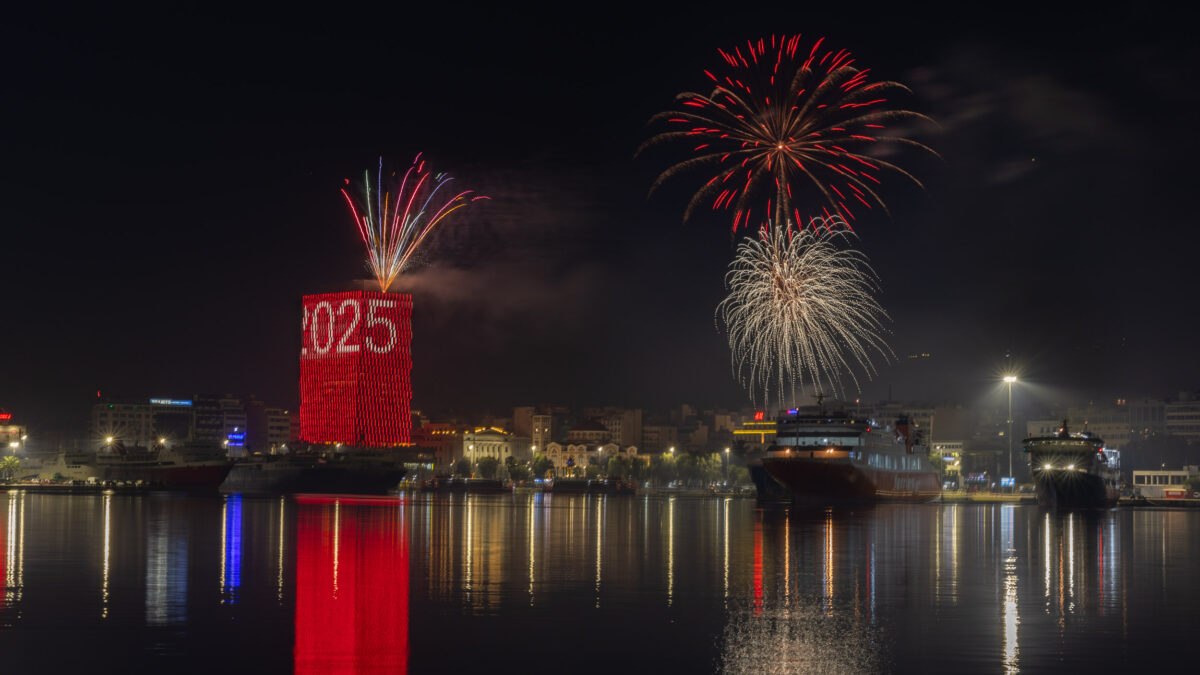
(1004, 375, 1017, 483)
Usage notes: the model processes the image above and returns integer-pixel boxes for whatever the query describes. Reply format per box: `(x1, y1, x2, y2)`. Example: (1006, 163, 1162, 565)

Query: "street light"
(1004, 375, 1017, 482)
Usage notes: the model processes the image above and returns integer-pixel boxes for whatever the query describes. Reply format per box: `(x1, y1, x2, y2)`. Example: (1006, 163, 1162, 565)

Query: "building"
(1131, 466, 1198, 499)
(641, 425, 678, 453)
(92, 397, 196, 447)
(299, 290, 413, 446)
(566, 419, 609, 445)
(1165, 393, 1200, 440)
(733, 411, 777, 448)
(932, 440, 964, 486)
(1129, 397, 1166, 438)
(462, 427, 513, 467)
(0, 409, 26, 452)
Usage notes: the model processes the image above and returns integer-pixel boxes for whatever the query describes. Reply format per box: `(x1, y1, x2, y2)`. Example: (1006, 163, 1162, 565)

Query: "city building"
(462, 427, 513, 467)
(299, 290, 413, 446)
(932, 440, 964, 486)
(1129, 397, 1166, 438)
(1165, 393, 1200, 440)
(0, 409, 27, 452)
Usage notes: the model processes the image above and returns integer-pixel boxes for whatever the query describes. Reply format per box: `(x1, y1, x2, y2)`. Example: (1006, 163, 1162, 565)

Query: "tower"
(298, 290, 412, 445)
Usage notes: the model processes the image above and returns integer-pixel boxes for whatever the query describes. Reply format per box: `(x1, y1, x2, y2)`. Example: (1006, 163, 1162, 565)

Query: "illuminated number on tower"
(335, 299, 361, 354)
(365, 299, 397, 353)
(310, 301, 334, 355)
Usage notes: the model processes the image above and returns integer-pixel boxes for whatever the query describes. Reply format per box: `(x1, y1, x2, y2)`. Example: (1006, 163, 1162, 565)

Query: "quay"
(3, 483, 152, 495)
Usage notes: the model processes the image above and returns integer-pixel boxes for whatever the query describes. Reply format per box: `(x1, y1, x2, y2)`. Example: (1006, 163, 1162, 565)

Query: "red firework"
(641, 34, 935, 231)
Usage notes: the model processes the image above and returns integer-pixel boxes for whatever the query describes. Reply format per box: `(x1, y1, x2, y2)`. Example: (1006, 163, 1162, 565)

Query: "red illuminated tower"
(298, 290, 412, 445)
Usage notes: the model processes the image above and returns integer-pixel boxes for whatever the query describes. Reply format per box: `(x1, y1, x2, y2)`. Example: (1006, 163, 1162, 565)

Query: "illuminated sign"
(1000, 477, 1015, 487)
(150, 398, 193, 407)
(0, 413, 11, 421)
(787, 408, 798, 415)
(754, 411, 764, 421)
(299, 291, 413, 445)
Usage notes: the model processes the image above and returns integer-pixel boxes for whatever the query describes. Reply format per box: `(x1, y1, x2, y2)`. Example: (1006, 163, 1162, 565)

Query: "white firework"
(717, 216, 891, 409)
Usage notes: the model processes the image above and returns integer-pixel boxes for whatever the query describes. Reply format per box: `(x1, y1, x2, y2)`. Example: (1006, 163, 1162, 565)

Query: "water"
(1, 491, 1196, 673)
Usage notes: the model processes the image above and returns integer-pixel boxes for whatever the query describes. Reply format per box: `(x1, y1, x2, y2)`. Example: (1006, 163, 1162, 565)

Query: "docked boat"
(1023, 421, 1120, 508)
(221, 447, 407, 494)
(31, 442, 233, 489)
(463, 478, 511, 494)
(759, 405, 940, 504)
(546, 477, 591, 494)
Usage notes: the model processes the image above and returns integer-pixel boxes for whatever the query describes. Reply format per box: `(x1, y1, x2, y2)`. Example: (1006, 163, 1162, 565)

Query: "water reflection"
(293, 496, 409, 674)
(220, 494, 243, 605)
(145, 509, 187, 626)
(4, 492, 24, 614)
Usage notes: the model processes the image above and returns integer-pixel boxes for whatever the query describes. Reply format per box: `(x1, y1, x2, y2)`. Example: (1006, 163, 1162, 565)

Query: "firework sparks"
(717, 216, 891, 408)
(642, 34, 934, 231)
(340, 154, 488, 292)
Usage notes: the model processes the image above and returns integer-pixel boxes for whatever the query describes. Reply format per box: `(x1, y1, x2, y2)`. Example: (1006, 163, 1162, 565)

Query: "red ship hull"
(763, 456, 940, 504)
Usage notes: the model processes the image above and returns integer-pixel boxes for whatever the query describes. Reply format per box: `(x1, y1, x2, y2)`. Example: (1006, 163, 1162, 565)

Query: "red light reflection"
(294, 500, 408, 673)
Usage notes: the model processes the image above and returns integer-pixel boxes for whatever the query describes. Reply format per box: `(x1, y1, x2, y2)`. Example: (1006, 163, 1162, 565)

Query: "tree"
(585, 464, 601, 479)
(453, 458, 472, 477)
(728, 466, 750, 486)
(531, 454, 554, 479)
(0, 456, 19, 481)
(607, 455, 630, 478)
(477, 457, 499, 479)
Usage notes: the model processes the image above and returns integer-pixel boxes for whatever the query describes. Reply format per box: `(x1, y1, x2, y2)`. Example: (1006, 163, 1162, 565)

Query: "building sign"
(0, 413, 11, 421)
(299, 291, 413, 445)
(150, 398, 193, 407)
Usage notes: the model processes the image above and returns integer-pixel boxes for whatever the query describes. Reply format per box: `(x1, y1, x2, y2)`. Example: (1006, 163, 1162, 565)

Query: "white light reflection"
(1067, 513, 1075, 611)
(102, 493, 111, 618)
(822, 509, 833, 616)
(7, 492, 24, 607)
(465, 495, 473, 602)
(1043, 512, 1052, 603)
(1001, 505, 1019, 674)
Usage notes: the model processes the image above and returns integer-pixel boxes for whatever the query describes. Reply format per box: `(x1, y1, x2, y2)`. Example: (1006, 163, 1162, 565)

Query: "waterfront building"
(932, 440, 964, 486)
(1131, 466, 1198, 498)
(566, 419, 609, 445)
(0, 409, 26, 451)
(462, 427, 513, 467)
(641, 424, 678, 453)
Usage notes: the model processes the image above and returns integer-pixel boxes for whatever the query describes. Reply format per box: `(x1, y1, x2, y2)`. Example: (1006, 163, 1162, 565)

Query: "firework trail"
(641, 34, 934, 231)
(717, 216, 891, 408)
(340, 154, 488, 292)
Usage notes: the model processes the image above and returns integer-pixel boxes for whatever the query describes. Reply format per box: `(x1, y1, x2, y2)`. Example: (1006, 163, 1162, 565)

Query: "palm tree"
(0, 456, 21, 482)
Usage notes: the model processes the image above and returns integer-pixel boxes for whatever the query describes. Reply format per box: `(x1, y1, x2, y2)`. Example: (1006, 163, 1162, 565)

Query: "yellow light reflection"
(667, 496, 675, 607)
(277, 496, 286, 604)
(594, 496, 602, 608)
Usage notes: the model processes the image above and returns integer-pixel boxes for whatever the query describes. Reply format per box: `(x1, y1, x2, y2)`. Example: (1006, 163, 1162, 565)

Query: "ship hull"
(763, 457, 941, 504)
(104, 462, 233, 488)
(1034, 472, 1119, 509)
(222, 457, 406, 494)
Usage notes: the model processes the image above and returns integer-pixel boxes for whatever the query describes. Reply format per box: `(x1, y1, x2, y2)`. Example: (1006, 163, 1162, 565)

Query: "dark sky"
(3, 2, 1197, 428)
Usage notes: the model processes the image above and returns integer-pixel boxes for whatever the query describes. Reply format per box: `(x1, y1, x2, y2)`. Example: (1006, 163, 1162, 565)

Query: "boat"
(1023, 421, 1120, 508)
(221, 447, 408, 494)
(463, 478, 511, 494)
(759, 404, 940, 504)
(546, 477, 591, 494)
(31, 442, 233, 489)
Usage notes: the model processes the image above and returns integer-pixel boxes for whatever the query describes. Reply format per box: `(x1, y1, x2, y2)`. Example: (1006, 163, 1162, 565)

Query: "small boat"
(463, 478, 511, 494)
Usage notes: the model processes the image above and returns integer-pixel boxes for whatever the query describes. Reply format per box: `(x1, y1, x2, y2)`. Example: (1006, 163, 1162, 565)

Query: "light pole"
(724, 447, 730, 484)
(1004, 375, 1017, 484)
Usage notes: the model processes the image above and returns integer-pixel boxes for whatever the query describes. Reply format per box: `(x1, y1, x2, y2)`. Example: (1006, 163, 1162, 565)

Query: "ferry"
(1023, 421, 1120, 508)
(27, 442, 233, 489)
(758, 403, 940, 504)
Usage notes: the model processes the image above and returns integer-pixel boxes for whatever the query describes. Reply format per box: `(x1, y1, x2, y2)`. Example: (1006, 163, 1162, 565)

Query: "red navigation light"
(299, 291, 413, 445)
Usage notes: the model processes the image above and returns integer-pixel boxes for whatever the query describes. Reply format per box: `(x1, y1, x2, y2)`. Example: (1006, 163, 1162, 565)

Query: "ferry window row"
(865, 454, 924, 471)
(1134, 474, 1186, 485)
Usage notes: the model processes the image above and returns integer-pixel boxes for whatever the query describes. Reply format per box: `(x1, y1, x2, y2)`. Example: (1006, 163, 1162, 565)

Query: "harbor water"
(0, 491, 1196, 673)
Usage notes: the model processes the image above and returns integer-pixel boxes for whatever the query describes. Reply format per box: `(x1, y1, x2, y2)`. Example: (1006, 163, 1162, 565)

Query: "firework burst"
(642, 34, 934, 231)
(717, 216, 891, 408)
(340, 154, 488, 292)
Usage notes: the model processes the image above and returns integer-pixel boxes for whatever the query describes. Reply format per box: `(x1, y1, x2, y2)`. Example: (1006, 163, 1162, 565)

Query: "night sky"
(4, 3, 1197, 428)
